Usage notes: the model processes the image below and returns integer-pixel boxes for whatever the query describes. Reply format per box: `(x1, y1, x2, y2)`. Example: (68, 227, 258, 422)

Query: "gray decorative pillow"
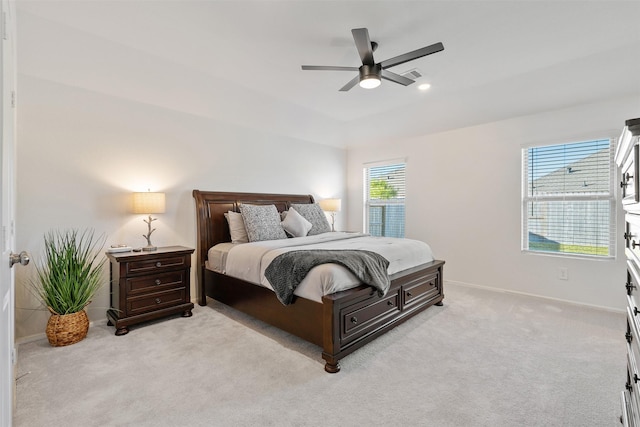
(291, 203, 331, 235)
(239, 204, 288, 242)
(281, 207, 312, 237)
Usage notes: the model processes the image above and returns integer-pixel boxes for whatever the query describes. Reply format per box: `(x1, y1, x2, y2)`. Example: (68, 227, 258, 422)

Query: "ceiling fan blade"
(381, 69, 414, 86)
(339, 75, 360, 92)
(380, 42, 444, 69)
(351, 28, 374, 65)
(301, 65, 359, 71)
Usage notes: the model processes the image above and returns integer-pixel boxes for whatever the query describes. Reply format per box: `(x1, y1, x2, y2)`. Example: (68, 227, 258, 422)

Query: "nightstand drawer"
(126, 271, 185, 295)
(126, 255, 187, 275)
(127, 288, 186, 316)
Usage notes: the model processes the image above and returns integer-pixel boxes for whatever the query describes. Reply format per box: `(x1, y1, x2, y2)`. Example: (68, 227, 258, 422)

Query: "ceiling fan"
(301, 28, 444, 91)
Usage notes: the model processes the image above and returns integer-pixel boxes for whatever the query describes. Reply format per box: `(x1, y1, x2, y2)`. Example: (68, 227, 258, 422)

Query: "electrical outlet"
(558, 267, 568, 280)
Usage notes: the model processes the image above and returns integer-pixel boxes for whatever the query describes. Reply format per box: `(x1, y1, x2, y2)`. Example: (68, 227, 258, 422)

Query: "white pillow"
(281, 207, 312, 237)
(224, 211, 249, 244)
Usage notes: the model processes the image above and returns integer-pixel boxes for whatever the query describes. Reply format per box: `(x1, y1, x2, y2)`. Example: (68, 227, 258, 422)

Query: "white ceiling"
(16, 1, 640, 148)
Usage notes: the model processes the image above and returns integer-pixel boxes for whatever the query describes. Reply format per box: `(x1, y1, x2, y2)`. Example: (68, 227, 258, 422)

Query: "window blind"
(522, 139, 615, 257)
(364, 162, 406, 238)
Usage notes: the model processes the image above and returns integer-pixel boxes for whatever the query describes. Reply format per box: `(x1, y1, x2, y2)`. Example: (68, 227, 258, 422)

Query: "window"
(522, 138, 615, 258)
(364, 161, 406, 238)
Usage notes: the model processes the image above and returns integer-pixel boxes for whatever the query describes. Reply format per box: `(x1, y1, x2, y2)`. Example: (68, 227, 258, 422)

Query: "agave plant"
(32, 229, 106, 315)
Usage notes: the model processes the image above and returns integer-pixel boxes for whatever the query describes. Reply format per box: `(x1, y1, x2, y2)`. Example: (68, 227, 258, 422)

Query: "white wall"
(14, 76, 346, 340)
(348, 95, 638, 310)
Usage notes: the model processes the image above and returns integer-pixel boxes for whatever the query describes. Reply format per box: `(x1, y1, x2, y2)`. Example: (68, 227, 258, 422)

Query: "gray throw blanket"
(264, 249, 390, 305)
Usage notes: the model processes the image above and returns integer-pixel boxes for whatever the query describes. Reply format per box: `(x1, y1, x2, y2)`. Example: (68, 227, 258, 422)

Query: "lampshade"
(132, 192, 166, 214)
(319, 198, 341, 212)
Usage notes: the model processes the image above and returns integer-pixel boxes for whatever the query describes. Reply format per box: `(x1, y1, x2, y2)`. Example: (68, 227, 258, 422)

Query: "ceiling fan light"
(358, 64, 382, 89)
(359, 76, 381, 89)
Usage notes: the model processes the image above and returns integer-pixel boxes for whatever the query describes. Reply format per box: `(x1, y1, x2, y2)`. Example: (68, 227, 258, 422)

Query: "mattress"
(206, 232, 434, 302)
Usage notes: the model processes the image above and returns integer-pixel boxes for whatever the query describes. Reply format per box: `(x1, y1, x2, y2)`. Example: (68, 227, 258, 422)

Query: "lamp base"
(141, 215, 158, 251)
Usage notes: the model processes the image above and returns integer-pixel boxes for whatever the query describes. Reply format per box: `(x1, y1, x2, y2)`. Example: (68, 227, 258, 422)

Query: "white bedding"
(206, 232, 434, 302)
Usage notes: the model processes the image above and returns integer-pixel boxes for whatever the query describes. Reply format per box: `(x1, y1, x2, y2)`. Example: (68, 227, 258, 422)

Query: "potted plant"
(31, 229, 106, 347)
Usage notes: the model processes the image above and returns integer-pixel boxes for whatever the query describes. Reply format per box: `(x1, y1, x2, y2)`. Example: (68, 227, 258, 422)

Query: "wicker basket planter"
(46, 308, 89, 347)
(31, 229, 105, 348)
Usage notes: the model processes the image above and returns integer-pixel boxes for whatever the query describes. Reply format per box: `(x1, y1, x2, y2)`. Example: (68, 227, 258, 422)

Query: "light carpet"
(14, 283, 626, 426)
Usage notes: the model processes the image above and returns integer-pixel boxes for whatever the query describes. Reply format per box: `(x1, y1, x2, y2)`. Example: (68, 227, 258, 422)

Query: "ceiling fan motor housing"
(359, 63, 382, 81)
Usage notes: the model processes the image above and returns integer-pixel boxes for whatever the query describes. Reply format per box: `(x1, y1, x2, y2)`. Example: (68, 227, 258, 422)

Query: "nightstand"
(106, 246, 195, 335)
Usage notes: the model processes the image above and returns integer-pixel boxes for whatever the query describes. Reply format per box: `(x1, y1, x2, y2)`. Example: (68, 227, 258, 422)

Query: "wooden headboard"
(192, 190, 315, 296)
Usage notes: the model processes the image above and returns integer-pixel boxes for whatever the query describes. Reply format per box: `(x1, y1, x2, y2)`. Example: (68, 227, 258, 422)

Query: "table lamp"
(132, 191, 166, 251)
(319, 198, 341, 232)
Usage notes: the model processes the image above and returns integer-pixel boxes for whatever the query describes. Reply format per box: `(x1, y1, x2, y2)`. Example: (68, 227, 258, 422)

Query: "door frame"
(1, 0, 17, 425)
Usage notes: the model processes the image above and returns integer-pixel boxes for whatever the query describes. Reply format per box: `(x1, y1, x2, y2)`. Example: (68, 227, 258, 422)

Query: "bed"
(193, 190, 445, 373)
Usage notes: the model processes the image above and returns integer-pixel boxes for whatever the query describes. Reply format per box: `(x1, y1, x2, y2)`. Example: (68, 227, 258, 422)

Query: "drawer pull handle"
(635, 307, 640, 316)
(350, 316, 358, 324)
(387, 301, 394, 306)
(627, 282, 636, 293)
(625, 232, 633, 241)
(627, 382, 633, 391)
(626, 172, 634, 182)
(627, 332, 633, 343)
(155, 279, 161, 285)
(635, 374, 640, 384)
(155, 298, 162, 304)
(622, 180, 629, 188)
(156, 262, 162, 267)
(407, 292, 413, 298)
(633, 240, 640, 249)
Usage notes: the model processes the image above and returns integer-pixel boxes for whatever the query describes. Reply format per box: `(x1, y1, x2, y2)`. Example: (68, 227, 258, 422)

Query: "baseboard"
(445, 280, 625, 314)
(16, 319, 109, 346)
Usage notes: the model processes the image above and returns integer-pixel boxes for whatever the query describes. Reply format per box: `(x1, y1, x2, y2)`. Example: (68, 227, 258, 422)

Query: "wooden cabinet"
(617, 118, 640, 426)
(621, 145, 639, 207)
(106, 246, 195, 335)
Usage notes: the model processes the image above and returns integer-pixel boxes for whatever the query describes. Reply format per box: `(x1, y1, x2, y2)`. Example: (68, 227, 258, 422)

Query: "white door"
(1, 1, 21, 426)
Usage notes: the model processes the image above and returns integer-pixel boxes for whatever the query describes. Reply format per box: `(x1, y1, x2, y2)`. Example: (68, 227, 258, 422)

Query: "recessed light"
(418, 83, 431, 91)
